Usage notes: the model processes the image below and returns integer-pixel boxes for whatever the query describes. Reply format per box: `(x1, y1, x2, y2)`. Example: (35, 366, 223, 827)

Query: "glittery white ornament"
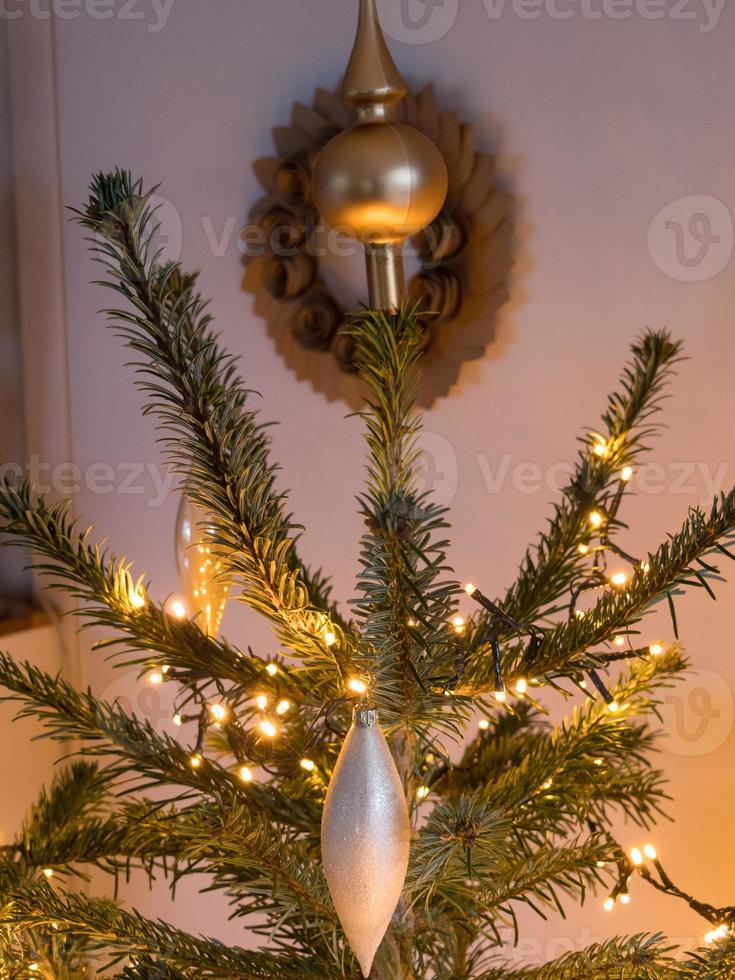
(321, 707, 410, 977)
(175, 495, 230, 637)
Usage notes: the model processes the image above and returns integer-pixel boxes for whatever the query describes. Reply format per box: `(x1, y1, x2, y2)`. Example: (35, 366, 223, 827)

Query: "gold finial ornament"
(312, 0, 448, 311)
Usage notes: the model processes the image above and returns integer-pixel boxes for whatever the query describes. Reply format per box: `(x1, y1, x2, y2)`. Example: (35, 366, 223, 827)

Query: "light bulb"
(255, 694, 268, 711)
(608, 700, 620, 713)
(416, 785, 430, 800)
(621, 466, 633, 482)
(265, 663, 278, 676)
(619, 893, 631, 905)
(464, 583, 476, 596)
(542, 778, 553, 790)
(478, 719, 490, 731)
(589, 510, 604, 528)
(603, 897, 615, 912)
(259, 719, 278, 738)
(407, 617, 417, 627)
(593, 440, 608, 457)
(631, 847, 643, 866)
(649, 643, 664, 656)
(169, 598, 187, 619)
(494, 690, 507, 703)
(578, 543, 590, 555)
(515, 678, 528, 695)
(644, 844, 657, 860)
(189, 754, 202, 769)
(300, 758, 315, 772)
(209, 703, 227, 722)
(593, 757, 604, 766)
(172, 713, 183, 727)
(276, 699, 290, 716)
(610, 571, 628, 587)
(238, 765, 253, 783)
(148, 670, 163, 686)
(613, 635, 625, 647)
(323, 630, 337, 647)
(42, 868, 54, 879)
(347, 677, 367, 696)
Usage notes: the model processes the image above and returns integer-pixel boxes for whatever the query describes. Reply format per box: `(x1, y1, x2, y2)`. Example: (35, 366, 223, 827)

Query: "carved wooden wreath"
(242, 85, 514, 408)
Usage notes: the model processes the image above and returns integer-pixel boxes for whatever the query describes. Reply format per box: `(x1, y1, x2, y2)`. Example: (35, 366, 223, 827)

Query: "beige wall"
(3, 0, 735, 965)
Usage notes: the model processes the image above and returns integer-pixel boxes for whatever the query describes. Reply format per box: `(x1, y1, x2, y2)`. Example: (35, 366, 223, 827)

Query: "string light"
(238, 765, 253, 783)
(168, 598, 187, 619)
(189, 754, 202, 769)
(644, 844, 657, 860)
(464, 583, 476, 596)
(593, 757, 604, 766)
(705, 924, 730, 944)
(649, 642, 664, 656)
(42, 868, 54, 879)
(29, 966, 39, 974)
(578, 543, 590, 555)
(255, 694, 268, 711)
(608, 700, 620, 713)
(172, 713, 183, 727)
(407, 617, 417, 627)
(603, 897, 615, 912)
(613, 635, 625, 647)
(478, 719, 490, 731)
(208, 702, 227, 723)
(148, 669, 163, 686)
(452, 615, 465, 633)
(640, 560, 651, 573)
(619, 892, 631, 905)
(631, 847, 644, 866)
(610, 571, 628, 588)
(515, 678, 528, 695)
(416, 785, 430, 800)
(592, 439, 609, 458)
(259, 719, 278, 738)
(276, 699, 290, 716)
(494, 690, 507, 704)
(589, 510, 604, 528)
(265, 663, 278, 677)
(621, 466, 634, 482)
(542, 778, 553, 790)
(347, 677, 367, 696)
(323, 630, 337, 647)
(300, 758, 315, 772)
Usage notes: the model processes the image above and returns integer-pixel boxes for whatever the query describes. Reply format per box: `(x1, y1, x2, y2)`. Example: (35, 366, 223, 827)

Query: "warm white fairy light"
(265, 663, 278, 677)
(452, 615, 465, 633)
(603, 897, 615, 912)
(589, 510, 604, 528)
(619, 892, 631, 905)
(172, 713, 183, 727)
(494, 690, 507, 704)
(407, 617, 417, 627)
(148, 669, 163, 686)
(644, 844, 658, 860)
(593, 757, 604, 767)
(464, 583, 477, 596)
(347, 677, 367, 696)
(416, 785, 430, 800)
(610, 571, 628, 587)
(640, 560, 651, 573)
(238, 765, 253, 783)
(542, 778, 553, 790)
(169, 598, 187, 619)
(189, 754, 202, 769)
(276, 699, 290, 716)
(608, 700, 620, 713)
(323, 630, 337, 647)
(613, 635, 625, 647)
(621, 466, 633, 482)
(478, 719, 490, 731)
(579, 680, 587, 689)
(592, 439, 608, 458)
(631, 847, 644, 866)
(42, 868, 54, 879)
(705, 924, 730, 944)
(578, 543, 590, 555)
(255, 693, 268, 711)
(649, 642, 664, 656)
(209, 702, 227, 723)
(259, 719, 278, 738)
(515, 678, 528, 695)
(300, 758, 315, 772)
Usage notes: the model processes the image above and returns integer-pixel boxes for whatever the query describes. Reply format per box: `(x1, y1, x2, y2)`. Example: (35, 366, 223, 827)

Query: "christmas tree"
(0, 170, 734, 978)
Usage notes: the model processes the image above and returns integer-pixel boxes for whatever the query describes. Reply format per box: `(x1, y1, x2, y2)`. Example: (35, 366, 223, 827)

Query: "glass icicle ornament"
(175, 494, 230, 637)
(321, 707, 410, 977)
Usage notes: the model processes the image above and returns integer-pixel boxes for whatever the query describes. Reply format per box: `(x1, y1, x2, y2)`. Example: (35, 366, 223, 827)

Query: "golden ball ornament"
(312, 121, 448, 246)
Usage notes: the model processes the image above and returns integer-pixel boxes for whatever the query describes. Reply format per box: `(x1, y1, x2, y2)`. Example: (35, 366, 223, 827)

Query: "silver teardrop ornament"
(321, 707, 410, 977)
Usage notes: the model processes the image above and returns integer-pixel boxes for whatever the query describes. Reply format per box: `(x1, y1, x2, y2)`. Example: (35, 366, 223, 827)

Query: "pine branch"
(1, 882, 330, 979)
(477, 933, 676, 979)
(72, 170, 355, 677)
(350, 307, 466, 745)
